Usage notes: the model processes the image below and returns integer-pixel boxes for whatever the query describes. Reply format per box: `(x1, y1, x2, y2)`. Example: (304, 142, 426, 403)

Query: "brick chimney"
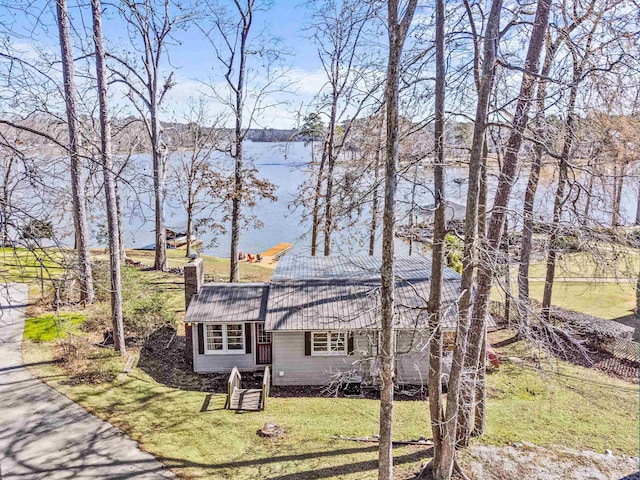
(184, 257, 204, 364)
(184, 257, 204, 308)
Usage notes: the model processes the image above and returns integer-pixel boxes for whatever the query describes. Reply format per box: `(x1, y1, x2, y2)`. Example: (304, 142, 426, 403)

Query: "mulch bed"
(138, 326, 263, 392)
(139, 327, 434, 398)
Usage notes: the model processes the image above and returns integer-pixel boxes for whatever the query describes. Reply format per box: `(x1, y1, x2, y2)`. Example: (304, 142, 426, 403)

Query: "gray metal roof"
(265, 277, 462, 331)
(185, 255, 489, 332)
(185, 283, 269, 323)
(271, 254, 461, 282)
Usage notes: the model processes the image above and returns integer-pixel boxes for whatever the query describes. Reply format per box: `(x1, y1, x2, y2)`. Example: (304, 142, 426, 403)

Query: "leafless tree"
(56, 0, 95, 303)
(378, 2, 417, 479)
(201, 0, 287, 282)
(168, 98, 227, 256)
(112, 0, 192, 272)
(426, 0, 446, 472)
(305, 0, 380, 256)
(91, 0, 125, 354)
(458, 0, 552, 448)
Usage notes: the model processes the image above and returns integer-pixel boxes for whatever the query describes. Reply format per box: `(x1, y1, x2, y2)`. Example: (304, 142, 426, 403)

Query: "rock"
(604, 449, 613, 456)
(513, 442, 523, 448)
(257, 423, 284, 438)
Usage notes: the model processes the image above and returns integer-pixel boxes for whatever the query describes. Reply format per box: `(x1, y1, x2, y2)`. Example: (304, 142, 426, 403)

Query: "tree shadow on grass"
(159, 444, 432, 479)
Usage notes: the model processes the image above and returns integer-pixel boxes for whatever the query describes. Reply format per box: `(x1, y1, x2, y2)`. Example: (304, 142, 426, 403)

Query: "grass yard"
(0, 247, 64, 284)
(480, 331, 638, 455)
(24, 312, 86, 342)
(22, 325, 639, 480)
(526, 251, 639, 279)
(527, 280, 636, 320)
(123, 249, 274, 283)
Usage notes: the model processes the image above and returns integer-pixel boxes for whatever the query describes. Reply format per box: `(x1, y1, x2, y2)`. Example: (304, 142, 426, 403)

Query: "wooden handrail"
(261, 366, 270, 409)
(226, 367, 241, 409)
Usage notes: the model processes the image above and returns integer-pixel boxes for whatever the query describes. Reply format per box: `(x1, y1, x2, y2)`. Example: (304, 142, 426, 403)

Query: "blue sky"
(8, 0, 330, 128)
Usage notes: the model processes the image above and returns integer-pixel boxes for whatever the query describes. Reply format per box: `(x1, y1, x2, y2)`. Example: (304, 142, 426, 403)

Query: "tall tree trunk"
(311, 142, 328, 256)
(323, 99, 338, 256)
(542, 79, 578, 316)
(408, 165, 419, 256)
(477, 139, 488, 238)
(369, 136, 382, 256)
(114, 180, 126, 262)
(1, 156, 14, 247)
(229, 17, 250, 283)
(186, 199, 193, 257)
(459, 0, 551, 448)
(56, 0, 95, 304)
(427, 0, 445, 470)
(378, 2, 417, 479)
(436, 0, 503, 475)
(518, 39, 556, 320)
(612, 165, 624, 227)
(91, 0, 125, 355)
(151, 108, 167, 271)
(503, 219, 511, 324)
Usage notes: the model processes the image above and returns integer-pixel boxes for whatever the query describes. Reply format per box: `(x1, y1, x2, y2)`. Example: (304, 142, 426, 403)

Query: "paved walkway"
(0, 284, 175, 479)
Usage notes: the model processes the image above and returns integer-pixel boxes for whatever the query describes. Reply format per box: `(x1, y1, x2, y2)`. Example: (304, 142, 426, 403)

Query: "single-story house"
(184, 254, 483, 386)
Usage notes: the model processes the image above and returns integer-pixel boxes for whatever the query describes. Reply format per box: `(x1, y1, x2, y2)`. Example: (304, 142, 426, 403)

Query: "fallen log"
(333, 435, 433, 446)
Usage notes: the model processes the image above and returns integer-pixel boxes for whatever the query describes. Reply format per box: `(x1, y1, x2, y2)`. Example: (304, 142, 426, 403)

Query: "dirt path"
(0, 284, 175, 479)
(463, 443, 638, 480)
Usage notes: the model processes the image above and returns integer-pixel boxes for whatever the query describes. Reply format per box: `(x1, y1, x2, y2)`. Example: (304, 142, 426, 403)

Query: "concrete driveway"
(0, 284, 175, 479)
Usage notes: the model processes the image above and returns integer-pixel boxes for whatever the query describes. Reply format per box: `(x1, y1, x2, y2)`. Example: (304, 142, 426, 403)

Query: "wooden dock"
(260, 243, 293, 259)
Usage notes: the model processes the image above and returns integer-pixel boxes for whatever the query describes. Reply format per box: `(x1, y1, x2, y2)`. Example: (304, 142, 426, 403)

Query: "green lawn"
(24, 312, 86, 342)
(22, 326, 639, 480)
(527, 280, 636, 320)
(481, 332, 637, 454)
(526, 251, 639, 279)
(123, 249, 274, 283)
(0, 247, 64, 283)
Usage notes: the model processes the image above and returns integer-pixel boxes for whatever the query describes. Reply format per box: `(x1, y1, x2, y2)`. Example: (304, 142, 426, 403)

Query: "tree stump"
(257, 423, 284, 438)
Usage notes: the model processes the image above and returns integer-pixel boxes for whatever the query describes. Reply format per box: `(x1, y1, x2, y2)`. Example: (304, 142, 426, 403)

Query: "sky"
(6, 0, 335, 129)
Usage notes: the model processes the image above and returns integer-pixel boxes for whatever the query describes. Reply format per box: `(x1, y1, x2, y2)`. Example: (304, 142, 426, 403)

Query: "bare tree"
(303, 0, 381, 256)
(56, 0, 95, 303)
(378, 2, 417, 479)
(112, 0, 191, 272)
(433, 0, 504, 476)
(168, 99, 226, 257)
(541, 5, 612, 315)
(459, 0, 552, 448)
(426, 0, 446, 471)
(201, 0, 286, 281)
(91, 0, 125, 354)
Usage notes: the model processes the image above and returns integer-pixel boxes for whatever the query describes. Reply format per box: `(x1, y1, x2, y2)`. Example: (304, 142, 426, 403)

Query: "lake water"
(114, 141, 639, 259)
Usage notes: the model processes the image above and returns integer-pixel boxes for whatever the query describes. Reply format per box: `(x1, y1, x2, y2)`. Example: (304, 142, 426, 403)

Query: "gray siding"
(395, 331, 430, 385)
(272, 332, 371, 386)
(272, 330, 437, 386)
(192, 323, 257, 373)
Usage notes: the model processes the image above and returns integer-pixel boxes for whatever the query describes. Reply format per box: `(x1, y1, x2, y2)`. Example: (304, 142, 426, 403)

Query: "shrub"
(444, 233, 463, 274)
(123, 291, 176, 339)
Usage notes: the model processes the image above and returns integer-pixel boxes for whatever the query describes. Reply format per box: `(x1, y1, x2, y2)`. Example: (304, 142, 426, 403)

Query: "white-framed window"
(257, 323, 271, 344)
(204, 323, 245, 354)
(311, 331, 348, 356)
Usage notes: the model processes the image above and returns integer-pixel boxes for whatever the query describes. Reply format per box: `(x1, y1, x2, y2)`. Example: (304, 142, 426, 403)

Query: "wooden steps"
(229, 388, 263, 411)
(225, 366, 271, 412)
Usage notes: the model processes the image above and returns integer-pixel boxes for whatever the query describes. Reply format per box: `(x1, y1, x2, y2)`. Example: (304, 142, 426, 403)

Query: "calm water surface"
(114, 141, 639, 259)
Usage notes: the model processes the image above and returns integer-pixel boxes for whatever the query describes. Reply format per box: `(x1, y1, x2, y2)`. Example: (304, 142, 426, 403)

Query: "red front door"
(255, 323, 272, 365)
